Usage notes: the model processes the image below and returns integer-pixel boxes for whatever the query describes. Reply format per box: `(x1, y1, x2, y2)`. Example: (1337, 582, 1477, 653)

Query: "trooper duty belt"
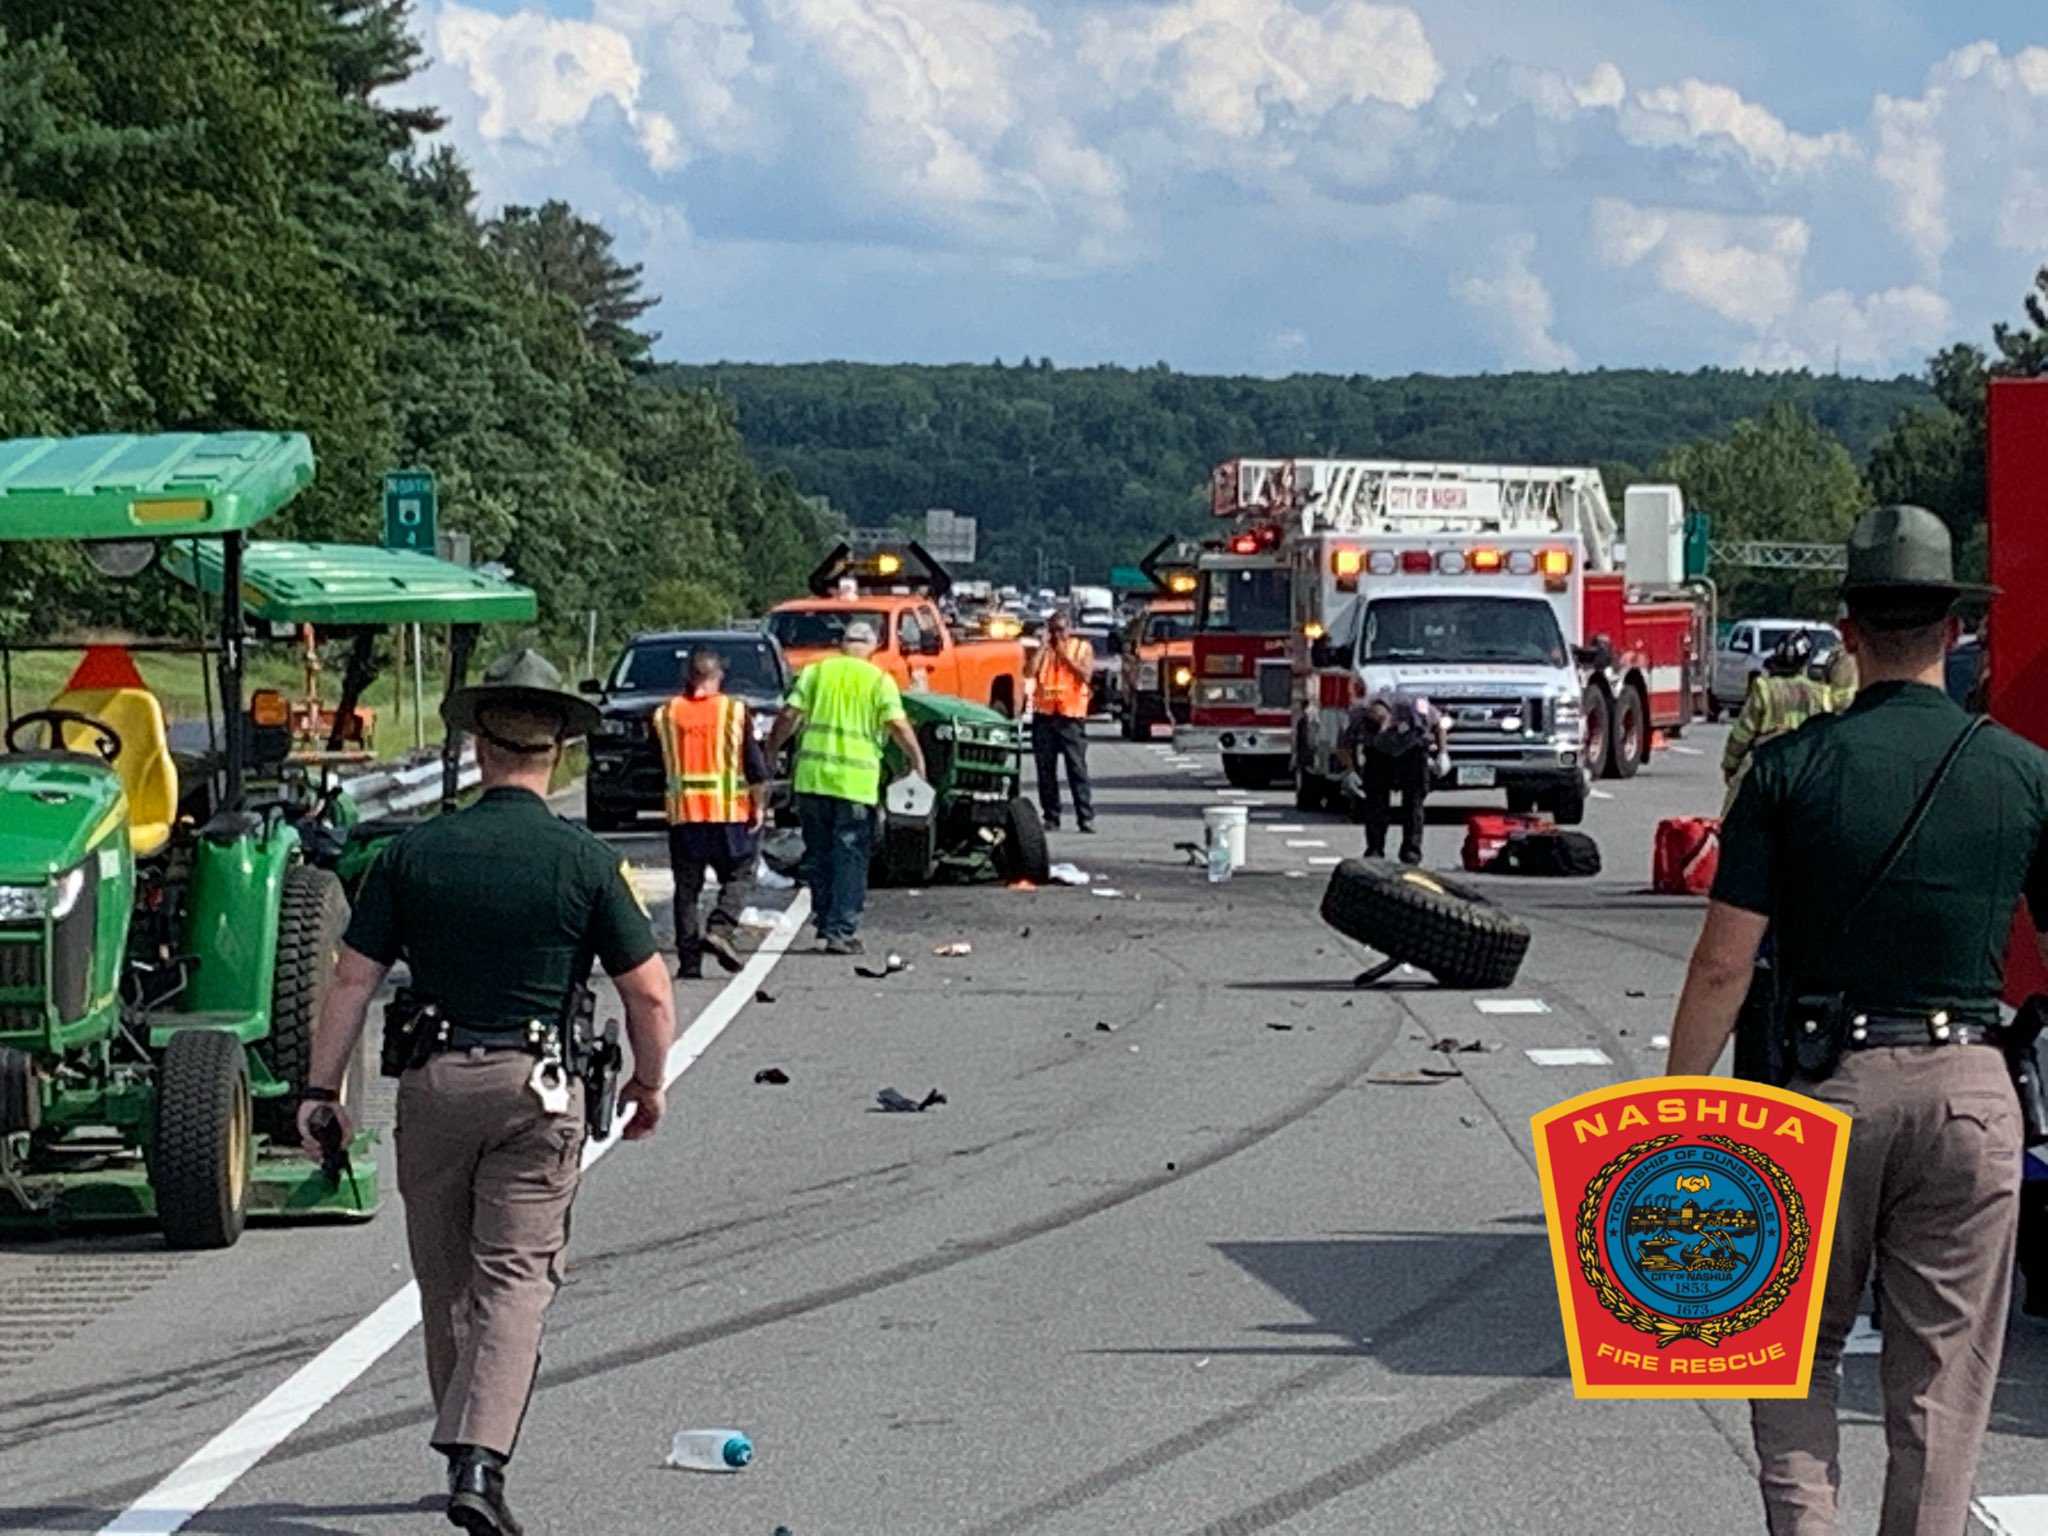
(1836, 1008, 2003, 1050)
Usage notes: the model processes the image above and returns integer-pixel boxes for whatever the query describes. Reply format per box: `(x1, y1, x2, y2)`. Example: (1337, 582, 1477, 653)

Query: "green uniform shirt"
(344, 786, 658, 1031)
(1714, 681, 2048, 1016)
(787, 654, 906, 806)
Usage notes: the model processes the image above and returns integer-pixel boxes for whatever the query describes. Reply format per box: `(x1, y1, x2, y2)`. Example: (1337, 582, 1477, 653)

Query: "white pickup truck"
(1708, 617, 1840, 719)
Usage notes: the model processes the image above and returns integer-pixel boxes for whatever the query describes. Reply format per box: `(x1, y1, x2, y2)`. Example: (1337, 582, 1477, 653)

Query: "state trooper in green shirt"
(298, 650, 678, 1536)
(1667, 507, 2048, 1536)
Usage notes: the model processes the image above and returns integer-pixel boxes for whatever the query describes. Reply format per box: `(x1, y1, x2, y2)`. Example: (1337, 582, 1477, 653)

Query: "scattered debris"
(1459, 1114, 1482, 1128)
(1367, 1072, 1450, 1087)
(855, 954, 911, 980)
(1092, 888, 1124, 899)
(1264, 1022, 1295, 1032)
(1008, 880, 1038, 892)
(933, 942, 973, 957)
(755, 988, 776, 1005)
(1048, 862, 1091, 886)
(754, 1068, 790, 1086)
(1194, 1357, 1210, 1370)
(1625, 988, 1646, 999)
(1430, 1037, 1495, 1055)
(1166, 1161, 1178, 1172)
(1420, 1065, 1463, 1079)
(1174, 840, 1204, 867)
(1094, 1021, 1117, 1033)
(1019, 927, 1032, 939)
(1650, 1033, 1670, 1049)
(875, 1087, 947, 1113)
(756, 867, 796, 892)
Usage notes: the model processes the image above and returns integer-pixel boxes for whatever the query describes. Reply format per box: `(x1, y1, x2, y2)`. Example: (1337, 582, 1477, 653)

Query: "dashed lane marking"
(1590, 789, 1615, 800)
(1476, 998, 1551, 1015)
(1525, 1047, 1611, 1067)
(1975, 1496, 2048, 1535)
(96, 894, 815, 1536)
(1284, 871, 1306, 879)
(1285, 839, 1329, 849)
(1308, 856, 1341, 866)
(1667, 744, 1704, 757)
(1265, 824, 1307, 833)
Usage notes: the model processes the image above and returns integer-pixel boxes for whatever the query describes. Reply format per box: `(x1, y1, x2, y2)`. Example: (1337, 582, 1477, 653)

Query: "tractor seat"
(49, 684, 179, 857)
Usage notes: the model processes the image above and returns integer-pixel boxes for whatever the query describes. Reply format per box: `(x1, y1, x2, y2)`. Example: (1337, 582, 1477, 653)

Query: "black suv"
(582, 629, 789, 833)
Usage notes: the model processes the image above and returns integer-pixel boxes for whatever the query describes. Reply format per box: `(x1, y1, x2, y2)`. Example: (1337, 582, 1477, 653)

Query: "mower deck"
(0, 1130, 381, 1231)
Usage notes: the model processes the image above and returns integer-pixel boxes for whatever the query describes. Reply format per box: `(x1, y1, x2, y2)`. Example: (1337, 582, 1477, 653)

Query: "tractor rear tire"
(154, 1029, 253, 1250)
(1319, 859, 1531, 990)
(257, 866, 349, 1141)
(999, 796, 1051, 884)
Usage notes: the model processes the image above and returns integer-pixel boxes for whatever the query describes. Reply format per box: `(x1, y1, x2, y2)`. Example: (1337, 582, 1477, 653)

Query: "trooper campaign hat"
(442, 647, 601, 747)
(1841, 504, 1996, 600)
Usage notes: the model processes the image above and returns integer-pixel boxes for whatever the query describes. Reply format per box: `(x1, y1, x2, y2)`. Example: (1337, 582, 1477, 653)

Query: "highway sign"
(382, 469, 437, 553)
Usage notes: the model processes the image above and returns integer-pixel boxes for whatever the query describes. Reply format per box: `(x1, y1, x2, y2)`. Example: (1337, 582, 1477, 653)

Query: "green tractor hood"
(901, 691, 1008, 730)
(0, 756, 124, 879)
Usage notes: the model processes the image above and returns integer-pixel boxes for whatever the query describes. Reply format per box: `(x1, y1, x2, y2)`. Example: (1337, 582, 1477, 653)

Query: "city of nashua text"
(1571, 1097, 1810, 1145)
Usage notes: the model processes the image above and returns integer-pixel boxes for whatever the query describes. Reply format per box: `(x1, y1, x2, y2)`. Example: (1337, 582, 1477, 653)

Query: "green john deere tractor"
(871, 692, 1050, 886)
(0, 433, 382, 1246)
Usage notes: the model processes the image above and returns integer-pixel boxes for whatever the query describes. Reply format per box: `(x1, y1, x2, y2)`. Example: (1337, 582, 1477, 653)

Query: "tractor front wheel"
(154, 1029, 253, 1250)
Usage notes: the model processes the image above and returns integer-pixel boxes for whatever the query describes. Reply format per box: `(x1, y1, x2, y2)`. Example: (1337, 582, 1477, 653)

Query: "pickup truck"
(1117, 602, 1194, 738)
(1709, 617, 1840, 718)
(766, 594, 1027, 714)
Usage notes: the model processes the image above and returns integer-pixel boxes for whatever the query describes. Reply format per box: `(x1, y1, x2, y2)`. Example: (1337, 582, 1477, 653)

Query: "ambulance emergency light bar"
(1329, 545, 1574, 590)
(806, 538, 953, 598)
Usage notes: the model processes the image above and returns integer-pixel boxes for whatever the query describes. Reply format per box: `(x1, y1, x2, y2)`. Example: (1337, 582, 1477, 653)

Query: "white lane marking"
(1842, 1315, 1881, 1356)
(1216, 788, 1254, 797)
(1476, 998, 1551, 1016)
(1590, 789, 1615, 801)
(1285, 839, 1328, 849)
(1975, 1496, 2048, 1535)
(1308, 856, 1341, 866)
(98, 894, 814, 1536)
(1266, 823, 1307, 833)
(1667, 744, 1703, 757)
(1526, 1047, 1611, 1067)
(1284, 870, 1306, 879)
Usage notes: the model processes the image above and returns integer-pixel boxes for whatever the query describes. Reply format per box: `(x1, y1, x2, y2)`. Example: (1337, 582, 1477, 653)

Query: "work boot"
(446, 1449, 523, 1536)
(1076, 821, 1097, 834)
(825, 935, 865, 956)
(701, 929, 744, 974)
(676, 948, 704, 980)
(1044, 813, 1061, 831)
(1399, 846, 1423, 867)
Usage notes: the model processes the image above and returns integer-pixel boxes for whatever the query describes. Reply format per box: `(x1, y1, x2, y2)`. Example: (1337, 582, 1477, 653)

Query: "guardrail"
(338, 746, 479, 819)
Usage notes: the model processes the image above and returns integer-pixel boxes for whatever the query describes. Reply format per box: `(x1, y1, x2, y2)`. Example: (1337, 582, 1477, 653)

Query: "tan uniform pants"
(397, 1051, 585, 1459)
(1751, 1046, 2022, 1535)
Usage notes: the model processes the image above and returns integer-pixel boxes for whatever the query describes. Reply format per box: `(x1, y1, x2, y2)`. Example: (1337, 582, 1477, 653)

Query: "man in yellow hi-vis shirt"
(767, 621, 926, 954)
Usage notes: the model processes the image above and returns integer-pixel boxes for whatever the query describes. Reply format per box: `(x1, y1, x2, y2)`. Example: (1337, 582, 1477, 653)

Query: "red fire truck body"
(1172, 522, 1295, 787)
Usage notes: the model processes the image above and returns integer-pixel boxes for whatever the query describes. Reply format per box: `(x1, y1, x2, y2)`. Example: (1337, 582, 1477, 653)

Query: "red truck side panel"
(1990, 379, 2048, 1001)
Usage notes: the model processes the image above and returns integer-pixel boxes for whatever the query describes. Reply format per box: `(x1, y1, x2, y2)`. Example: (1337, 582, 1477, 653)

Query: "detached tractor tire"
(999, 796, 1051, 884)
(257, 866, 349, 1141)
(1320, 859, 1531, 991)
(1610, 684, 1647, 780)
(154, 1029, 254, 1250)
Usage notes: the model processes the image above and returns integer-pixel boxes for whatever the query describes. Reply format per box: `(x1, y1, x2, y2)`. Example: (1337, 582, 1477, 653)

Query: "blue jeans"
(797, 793, 874, 941)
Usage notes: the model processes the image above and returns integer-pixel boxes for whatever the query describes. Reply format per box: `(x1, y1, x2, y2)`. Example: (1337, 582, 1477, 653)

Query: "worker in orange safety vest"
(652, 648, 769, 979)
(1027, 609, 1096, 832)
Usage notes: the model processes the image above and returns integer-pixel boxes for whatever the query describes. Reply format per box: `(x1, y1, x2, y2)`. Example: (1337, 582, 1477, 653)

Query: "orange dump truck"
(765, 541, 1028, 714)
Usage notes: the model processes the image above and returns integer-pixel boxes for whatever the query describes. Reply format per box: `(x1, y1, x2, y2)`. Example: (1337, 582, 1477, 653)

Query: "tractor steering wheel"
(6, 708, 125, 764)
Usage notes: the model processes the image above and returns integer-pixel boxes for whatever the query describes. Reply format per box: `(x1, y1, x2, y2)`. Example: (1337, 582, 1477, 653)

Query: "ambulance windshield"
(1363, 596, 1568, 667)
(1200, 567, 1290, 633)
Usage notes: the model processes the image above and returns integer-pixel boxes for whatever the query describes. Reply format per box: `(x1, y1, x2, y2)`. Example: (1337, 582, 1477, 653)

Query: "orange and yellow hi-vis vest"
(1031, 637, 1095, 718)
(652, 692, 755, 824)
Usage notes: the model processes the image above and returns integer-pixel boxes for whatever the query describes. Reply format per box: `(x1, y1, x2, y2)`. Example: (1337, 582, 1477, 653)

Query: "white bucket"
(1203, 805, 1249, 871)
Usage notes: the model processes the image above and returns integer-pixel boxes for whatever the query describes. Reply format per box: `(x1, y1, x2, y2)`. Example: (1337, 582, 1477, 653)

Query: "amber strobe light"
(249, 689, 290, 728)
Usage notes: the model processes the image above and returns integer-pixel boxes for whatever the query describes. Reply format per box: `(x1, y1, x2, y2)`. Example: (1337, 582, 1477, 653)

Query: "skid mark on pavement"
(94, 896, 813, 1536)
(963, 1236, 1537, 1536)
(0, 1254, 185, 1385)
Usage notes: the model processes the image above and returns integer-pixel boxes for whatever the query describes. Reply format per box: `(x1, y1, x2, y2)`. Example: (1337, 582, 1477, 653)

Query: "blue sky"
(394, 0, 2048, 377)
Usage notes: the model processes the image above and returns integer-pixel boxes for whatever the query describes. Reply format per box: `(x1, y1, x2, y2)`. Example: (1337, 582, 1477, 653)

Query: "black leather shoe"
(447, 1451, 523, 1536)
(701, 929, 744, 973)
(1076, 822, 1097, 834)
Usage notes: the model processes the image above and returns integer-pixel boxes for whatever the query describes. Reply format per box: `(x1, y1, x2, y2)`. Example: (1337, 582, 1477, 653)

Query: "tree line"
(0, 0, 835, 647)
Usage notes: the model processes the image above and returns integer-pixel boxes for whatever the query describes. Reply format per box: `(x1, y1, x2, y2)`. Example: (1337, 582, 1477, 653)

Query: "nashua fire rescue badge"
(1531, 1076, 1850, 1399)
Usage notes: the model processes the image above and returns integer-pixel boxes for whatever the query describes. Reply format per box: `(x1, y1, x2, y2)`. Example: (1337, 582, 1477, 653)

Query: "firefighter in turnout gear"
(1721, 630, 1856, 816)
(1028, 608, 1096, 832)
(297, 649, 678, 1536)
(1667, 508, 2048, 1536)
(653, 647, 769, 979)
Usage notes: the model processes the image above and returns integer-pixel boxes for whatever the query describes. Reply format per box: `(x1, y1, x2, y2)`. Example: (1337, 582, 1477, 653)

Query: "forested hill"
(654, 362, 1932, 583)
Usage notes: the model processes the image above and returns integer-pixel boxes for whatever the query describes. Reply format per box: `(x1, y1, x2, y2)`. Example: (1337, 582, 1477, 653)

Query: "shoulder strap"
(1834, 714, 1989, 938)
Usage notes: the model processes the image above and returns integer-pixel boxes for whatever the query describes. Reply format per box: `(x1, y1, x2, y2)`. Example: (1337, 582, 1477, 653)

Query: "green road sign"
(1684, 510, 1712, 580)
(382, 469, 437, 552)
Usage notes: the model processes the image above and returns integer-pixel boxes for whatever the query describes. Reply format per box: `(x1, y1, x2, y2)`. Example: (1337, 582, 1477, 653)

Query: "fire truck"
(1172, 519, 1296, 787)
(1205, 459, 1707, 822)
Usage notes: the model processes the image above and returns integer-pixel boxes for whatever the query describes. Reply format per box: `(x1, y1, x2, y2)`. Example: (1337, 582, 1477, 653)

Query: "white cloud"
(1453, 234, 1577, 370)
(1621, 79, 1855, 176)
(1080, 0, 1442, 139)
(434, 4, 648, 151)
(1592, 199, 1810, 329)
(1742, 287, 1953, 372)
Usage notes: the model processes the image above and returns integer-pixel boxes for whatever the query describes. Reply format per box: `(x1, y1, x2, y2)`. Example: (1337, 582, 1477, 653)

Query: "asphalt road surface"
(3, 724, 2045, 1536)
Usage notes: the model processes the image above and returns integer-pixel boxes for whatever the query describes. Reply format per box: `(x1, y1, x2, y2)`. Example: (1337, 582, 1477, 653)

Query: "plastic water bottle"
(667, 1429, 754, 1472)
(1206, 833, 1232, 884)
